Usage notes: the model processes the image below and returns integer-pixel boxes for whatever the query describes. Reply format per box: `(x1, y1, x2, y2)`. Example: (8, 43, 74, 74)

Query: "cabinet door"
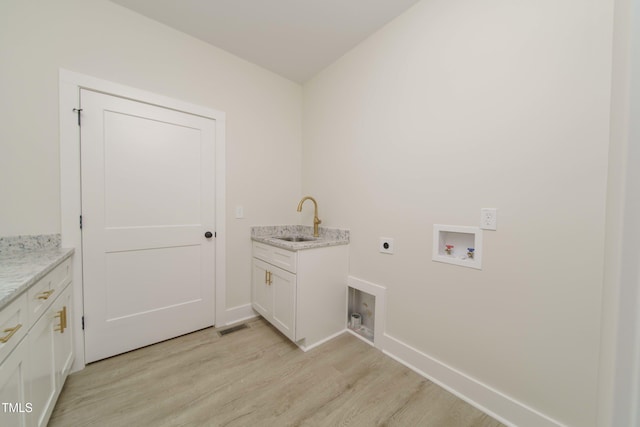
(53, 285, 73, 389)
(28, 309, 56, 427)
(270, 267, 297, 341)
(0, 338, 30, 427)
(0, 295, 28, 365)
(251, 259, 272, 318)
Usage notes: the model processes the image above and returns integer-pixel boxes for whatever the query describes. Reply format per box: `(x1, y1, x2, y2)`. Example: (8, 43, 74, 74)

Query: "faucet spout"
(297, 196, 322, 237)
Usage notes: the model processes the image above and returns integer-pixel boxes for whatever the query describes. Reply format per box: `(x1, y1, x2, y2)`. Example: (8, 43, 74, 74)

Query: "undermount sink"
(274, 236, 318, 242)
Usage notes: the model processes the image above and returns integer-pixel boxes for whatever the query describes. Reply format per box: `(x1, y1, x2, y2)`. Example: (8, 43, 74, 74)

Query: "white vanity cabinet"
(29, 284, 73, 427)
(0, 255, 74, 427)
(252, 258, 296, 341)
(29, 257, 73, 427)
(0, 338, 29, 427)
(28, 306, 57, 427)
(52, 286, 73, 389)
(0, 294, 29, 427)
(252, 241, 348, 350)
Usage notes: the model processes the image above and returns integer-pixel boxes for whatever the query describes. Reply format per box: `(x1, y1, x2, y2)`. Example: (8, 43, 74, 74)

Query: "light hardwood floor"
(49, 318, 505, 427)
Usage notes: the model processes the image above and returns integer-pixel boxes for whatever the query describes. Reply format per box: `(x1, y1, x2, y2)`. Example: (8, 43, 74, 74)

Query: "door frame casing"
(59, 69, 227, 372)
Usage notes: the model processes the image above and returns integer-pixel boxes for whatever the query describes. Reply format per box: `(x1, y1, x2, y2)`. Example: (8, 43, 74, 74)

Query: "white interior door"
(81, 89, 216, 363)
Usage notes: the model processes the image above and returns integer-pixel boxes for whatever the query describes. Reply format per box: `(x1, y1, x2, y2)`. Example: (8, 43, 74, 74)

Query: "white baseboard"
(298, 329, 347, 352)
(382, 334, 565, 427)
(224, 303, 258, 326)
(346, 327, 375, 347)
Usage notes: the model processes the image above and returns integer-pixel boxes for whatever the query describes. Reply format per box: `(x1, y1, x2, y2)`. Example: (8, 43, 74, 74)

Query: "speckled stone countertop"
(0, 235, 74, 310)
(251, 225, 349, 251)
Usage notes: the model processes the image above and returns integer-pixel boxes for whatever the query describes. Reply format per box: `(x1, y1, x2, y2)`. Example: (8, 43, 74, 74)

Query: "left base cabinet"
(0, 290, 29, 427)
(0, 256, 74, 427)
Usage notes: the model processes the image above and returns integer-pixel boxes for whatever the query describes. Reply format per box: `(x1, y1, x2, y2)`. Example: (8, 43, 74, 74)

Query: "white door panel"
(81, 89, 216, 363)
(104, 111, 202, 228)
(105, 246, 202, 320)
(104, 225, 202, 252)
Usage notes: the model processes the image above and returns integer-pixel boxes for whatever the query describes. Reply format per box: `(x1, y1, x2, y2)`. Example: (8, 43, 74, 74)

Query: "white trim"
(610, 0, 640, 424)
(343, 274, 563, 426)
(298, 329, 346, 352)
(381, 334, 565, 427)
(59, 76, 84, 373)
(214, 103, 227, 328)
(224, 304, 258, 326)
(59, 69, 226, 120)
(599, 0, 640, 424)
(59, 69, 226, 371)
(347, 275, 387, 349)
(346, 328, 375, 346)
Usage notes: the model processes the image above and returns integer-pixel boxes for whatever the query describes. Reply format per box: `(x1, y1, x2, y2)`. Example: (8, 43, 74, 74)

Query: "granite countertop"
(0, 247, 74, 310)
(251, 225, 349, 251)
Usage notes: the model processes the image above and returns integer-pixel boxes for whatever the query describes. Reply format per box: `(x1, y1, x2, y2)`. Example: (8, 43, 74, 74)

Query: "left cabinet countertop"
(0, 247, 74, 310)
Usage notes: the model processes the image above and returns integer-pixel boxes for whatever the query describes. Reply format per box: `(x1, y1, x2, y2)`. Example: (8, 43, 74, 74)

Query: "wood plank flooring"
(49, 318, 505, 427)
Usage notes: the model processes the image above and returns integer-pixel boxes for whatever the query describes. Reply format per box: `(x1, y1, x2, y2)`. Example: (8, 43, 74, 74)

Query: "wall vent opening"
(217, 323, 249, 336)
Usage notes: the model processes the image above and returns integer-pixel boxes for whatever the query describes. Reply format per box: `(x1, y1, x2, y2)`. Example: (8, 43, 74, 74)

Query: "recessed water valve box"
(432, 225, 482, 269)
(347, 276, 387, 348)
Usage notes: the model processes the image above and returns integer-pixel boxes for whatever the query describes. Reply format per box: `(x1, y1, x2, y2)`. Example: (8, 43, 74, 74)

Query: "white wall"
(0, 0, 302, 311)
(1, 0, 627, 424)
(302, 0, 613, 426)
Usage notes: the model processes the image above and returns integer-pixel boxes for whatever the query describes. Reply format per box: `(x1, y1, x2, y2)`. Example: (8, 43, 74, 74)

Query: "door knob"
(205, 231, 213, 238)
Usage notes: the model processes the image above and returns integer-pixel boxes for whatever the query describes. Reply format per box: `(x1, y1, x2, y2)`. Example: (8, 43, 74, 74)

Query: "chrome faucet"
(297, 196, 322, 237)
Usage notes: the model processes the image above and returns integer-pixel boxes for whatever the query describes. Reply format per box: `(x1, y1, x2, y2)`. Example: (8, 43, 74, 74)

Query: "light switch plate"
(480, 208, 497, 230)
(235, 206, 244, 219)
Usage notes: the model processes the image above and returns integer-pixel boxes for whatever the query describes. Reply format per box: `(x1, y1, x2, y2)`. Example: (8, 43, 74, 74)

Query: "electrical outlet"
(480, 208, 497, 230)
(379, 237, 394, 254)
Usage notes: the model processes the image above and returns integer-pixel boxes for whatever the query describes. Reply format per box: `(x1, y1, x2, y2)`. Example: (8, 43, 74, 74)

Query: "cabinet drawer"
(252, 242, 297, 273)
(27, 258, 72, 325)
(52, 257, 72, 293)
(0, 293, 28, 364)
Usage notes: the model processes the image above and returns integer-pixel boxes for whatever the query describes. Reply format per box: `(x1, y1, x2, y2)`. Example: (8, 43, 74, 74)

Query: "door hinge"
(73, 108, 83, 126)
(79, 215, 83, 229)
(82, 316, 85, 330)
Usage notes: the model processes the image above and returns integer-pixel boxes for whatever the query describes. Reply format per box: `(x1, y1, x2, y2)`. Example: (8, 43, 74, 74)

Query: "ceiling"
(110, 0, 422, 83)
